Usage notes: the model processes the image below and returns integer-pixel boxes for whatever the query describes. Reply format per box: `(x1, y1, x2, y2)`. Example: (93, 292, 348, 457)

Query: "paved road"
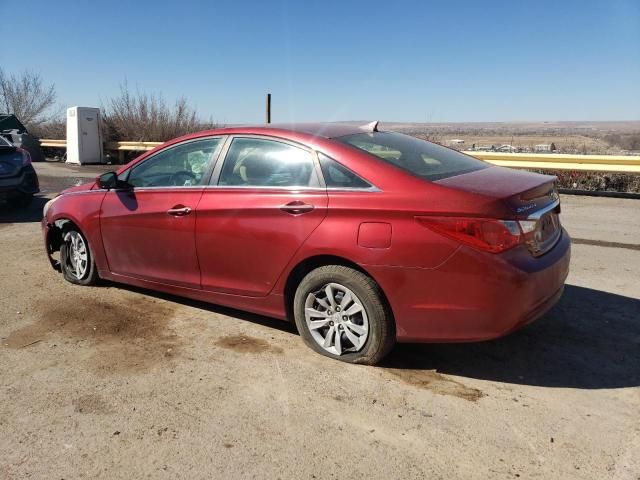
(0, 162, 638, 479)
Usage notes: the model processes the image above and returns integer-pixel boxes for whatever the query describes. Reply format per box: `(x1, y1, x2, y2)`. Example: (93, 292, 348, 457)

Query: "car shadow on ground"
(111, 283, 298, 335)
(115, 282, 639, 389)
(384, 284, 640, 389)
(0, 196, 47, 224)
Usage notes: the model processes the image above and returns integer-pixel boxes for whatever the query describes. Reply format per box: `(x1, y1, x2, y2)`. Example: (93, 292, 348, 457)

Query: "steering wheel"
(169, 170, 197, 186)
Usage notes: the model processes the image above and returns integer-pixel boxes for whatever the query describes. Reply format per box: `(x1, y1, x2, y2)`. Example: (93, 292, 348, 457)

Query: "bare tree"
(103, 83, 209, 142)
(0, 68, 58, 127)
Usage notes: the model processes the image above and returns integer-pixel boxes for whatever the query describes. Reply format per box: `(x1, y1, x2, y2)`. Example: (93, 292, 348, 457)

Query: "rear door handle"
(280, 201, 314, 215)
(167, 205, 192, 216)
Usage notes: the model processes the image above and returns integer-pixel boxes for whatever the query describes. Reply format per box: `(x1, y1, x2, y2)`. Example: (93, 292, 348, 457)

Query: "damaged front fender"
(42, 219, 70, 272)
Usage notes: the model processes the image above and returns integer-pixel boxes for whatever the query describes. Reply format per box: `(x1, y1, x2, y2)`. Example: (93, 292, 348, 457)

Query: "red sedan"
(42, 122, 570, 364)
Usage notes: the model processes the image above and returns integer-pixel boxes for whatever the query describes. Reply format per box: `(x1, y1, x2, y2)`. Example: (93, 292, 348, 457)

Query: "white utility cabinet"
(66, 107, 105, 164)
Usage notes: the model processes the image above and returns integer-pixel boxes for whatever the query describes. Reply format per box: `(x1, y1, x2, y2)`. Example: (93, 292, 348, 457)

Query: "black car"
(0, 136, 39, 207)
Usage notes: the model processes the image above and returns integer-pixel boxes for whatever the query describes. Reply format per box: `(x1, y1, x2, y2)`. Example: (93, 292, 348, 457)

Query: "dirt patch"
(4, 294, 181, 373)
(73, 394, 114, 415)
(215, 334, 283, 355)
(385, 368, 485, 402)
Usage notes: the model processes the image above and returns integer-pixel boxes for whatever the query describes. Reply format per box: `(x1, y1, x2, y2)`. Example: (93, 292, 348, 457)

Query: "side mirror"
(97, 171, 130, 190)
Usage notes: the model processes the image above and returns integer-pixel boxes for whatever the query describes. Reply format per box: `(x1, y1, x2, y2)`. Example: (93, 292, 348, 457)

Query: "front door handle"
(167, 205, 192, 216)
(280, 201, 314, 215)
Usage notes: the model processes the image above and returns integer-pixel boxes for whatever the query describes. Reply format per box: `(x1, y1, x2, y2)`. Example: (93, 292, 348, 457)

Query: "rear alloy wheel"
(293, 265, 395, 365)
(60, 228, 99, 285)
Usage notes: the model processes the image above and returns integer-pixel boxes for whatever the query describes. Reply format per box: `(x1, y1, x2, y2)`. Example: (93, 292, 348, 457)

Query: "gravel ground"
(0, 162, 638, 479)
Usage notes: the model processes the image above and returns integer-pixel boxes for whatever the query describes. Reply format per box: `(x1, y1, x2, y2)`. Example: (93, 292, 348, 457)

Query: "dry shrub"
(28, 118, 66, 139)
(102, 83, 215, 142)
(0, 68, 59, 128)
(529, 169, 640, 193)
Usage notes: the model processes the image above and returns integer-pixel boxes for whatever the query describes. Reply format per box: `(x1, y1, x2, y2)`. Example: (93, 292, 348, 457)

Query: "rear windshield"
(336, 131, 489, 181)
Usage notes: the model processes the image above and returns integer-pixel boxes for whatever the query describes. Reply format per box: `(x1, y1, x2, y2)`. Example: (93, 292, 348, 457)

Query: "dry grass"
(384, 121, 640, 155)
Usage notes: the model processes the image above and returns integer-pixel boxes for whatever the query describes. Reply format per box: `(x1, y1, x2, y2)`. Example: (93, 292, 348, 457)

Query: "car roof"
(117, 121, 382, 176)
(211, 121, 379, 139)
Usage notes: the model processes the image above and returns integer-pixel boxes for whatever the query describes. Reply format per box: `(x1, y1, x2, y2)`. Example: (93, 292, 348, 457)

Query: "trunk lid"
(436, 165, 562, 256)
(436, 165, 558, 215)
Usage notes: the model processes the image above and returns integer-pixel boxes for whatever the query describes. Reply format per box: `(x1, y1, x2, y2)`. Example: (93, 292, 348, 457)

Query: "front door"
(100, 137, 224, 288)
(196, 136, 328, 296)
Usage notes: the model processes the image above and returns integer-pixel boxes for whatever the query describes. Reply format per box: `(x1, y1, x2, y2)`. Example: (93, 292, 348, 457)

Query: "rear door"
(195, 136, 328, 296)
(100, 137, 224, 288)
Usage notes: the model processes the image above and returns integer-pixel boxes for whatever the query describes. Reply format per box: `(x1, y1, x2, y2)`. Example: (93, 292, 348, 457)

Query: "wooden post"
(266, 93, 271, 124)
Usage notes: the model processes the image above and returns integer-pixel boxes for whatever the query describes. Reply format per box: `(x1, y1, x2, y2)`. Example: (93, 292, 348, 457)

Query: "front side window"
(127, 137, 222, 188)
(336, 132, 488, 181)
(218, 137, 319, 187)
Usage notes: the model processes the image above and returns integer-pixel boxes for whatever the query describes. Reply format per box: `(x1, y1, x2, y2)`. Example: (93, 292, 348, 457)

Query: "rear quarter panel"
(270, 140, 512, 298)
(271, 186, 465, 296)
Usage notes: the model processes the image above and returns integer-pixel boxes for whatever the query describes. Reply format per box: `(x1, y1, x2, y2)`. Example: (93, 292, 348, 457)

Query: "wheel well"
(283, 255, 393, 322)
(46, 218, 77, 253)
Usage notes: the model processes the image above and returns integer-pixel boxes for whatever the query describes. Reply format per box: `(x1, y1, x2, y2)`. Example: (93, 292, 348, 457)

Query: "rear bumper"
(366, 228, 571, 342)
(0, 167, 39, 199)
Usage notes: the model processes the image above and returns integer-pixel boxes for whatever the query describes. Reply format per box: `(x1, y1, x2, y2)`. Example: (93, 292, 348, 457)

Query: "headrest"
(242, 154, 273, 184)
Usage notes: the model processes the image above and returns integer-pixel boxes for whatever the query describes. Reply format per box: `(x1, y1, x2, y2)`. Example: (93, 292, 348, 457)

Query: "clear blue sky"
(1, 0, 638, 123)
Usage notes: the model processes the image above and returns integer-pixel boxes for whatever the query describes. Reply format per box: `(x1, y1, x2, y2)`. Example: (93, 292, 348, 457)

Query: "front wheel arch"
(46, 218, 78, 254)
(55, 220, 100, 285)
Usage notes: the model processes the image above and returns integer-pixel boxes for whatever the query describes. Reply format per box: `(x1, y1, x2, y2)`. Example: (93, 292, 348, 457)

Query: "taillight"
(517, 219, 538, 246)
(16, 148, 32, 166)
(416, 216, 525, 253)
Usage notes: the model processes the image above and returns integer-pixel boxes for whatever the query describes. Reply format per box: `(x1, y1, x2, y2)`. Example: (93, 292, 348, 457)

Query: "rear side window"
(318, 153, 372, 189)
(336, 132, 488, 181)
(218, 137, 319, 187)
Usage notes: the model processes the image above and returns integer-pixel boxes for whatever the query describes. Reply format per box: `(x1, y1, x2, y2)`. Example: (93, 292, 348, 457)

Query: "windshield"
(336, 131, 489, 181)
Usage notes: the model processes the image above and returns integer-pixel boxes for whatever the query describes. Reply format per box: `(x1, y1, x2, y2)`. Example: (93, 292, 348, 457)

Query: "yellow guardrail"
(38, 139, 640, 173)
(464, 151, 640, 173)
(105, 141, 162, 151)
(41, 139, 163, 150)
(39, 139, 67, 148)
(41, 139, 162, 161)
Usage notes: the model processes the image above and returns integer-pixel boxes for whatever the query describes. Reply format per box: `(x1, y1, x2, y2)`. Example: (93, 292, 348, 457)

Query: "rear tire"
(293, 265, 395, 365)
(60, 226, 99, 286)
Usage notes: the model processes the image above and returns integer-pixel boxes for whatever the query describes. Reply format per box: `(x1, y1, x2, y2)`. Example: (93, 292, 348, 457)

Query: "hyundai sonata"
(42, 122, 570, 364)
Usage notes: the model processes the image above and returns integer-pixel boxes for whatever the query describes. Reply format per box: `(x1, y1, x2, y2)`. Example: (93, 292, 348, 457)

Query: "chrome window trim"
(210, 134, 324, 189)
(198, 134, 382, 193)
(122, 185, 205, 192)
(199, 184, 380, 193)
(203, 185, 327, 192)
(326, 186, 381, 193)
